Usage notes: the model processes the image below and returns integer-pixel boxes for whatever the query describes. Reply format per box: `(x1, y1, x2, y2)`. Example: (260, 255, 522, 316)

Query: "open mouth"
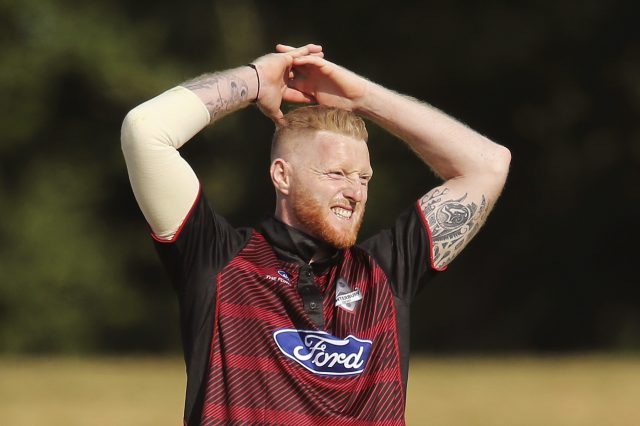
(331, 206, 353, 219)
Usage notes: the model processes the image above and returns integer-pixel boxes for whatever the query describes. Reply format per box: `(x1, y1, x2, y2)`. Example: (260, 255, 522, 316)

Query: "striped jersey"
(154, 189, 440, 425)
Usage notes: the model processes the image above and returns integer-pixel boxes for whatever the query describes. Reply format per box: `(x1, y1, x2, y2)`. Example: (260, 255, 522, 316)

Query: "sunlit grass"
(1, 355, 639, 425)
(0, 357, 185, 426)
(406, 354, 640, 426)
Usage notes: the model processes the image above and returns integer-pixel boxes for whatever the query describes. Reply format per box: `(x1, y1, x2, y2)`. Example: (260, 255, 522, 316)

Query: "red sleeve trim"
(150, 185, 202, 244)
(415, 200, 448, 272)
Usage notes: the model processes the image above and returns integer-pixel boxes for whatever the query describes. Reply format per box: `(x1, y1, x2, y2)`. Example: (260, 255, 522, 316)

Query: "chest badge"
(277, 270, 291, 281)
(335, 278, 362, 312)
(265, 269, 291, 286)
(273, 329, 372, 376)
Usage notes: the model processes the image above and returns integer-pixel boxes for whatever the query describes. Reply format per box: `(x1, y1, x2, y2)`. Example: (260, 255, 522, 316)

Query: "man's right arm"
(120, 68, 257, 240)
(121, 44, 322, 240)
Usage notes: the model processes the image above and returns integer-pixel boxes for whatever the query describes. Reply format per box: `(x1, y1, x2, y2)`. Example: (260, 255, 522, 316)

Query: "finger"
(276, 43, 322, 56)
(282, 87, 316, 104)
(278, 46, 324, 58)
(275, 44, 294, 53)
(280, 46, 322, 58)
(287, 77, 315, 97)
(272, 112, 286, 127)
(292, 55, 326, 67)
(288, 57, 326, 82)
(259, 104, 286, 126)
(304, 43, 323, 54)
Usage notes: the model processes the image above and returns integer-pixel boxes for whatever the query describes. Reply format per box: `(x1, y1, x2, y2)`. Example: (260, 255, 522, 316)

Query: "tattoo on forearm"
(182, 73, 248, 120)
(420, 188, 488, 268)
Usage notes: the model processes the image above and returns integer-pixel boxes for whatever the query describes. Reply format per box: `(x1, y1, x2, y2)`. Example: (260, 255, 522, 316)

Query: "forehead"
(301, 131, 371, 170)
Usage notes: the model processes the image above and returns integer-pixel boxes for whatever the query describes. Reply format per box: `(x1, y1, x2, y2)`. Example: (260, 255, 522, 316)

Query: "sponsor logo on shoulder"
(273, 329, 372, 376)
(265, 270, 291, 286)
(335, 278, 362, 312)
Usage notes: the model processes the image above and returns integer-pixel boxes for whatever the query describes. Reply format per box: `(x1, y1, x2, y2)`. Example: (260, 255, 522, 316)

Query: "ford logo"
(273, 329, 372, 376)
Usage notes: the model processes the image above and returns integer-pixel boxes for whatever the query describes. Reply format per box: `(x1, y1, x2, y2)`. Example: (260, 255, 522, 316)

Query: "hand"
(250, 44, 324, 125)
(276, 44, 370, 112)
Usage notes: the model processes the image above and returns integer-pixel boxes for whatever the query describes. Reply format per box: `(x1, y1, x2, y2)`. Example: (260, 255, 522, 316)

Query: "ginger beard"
(290, 184, 365, 249)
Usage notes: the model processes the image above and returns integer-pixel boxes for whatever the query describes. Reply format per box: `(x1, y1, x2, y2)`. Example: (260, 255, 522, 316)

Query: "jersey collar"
(259, 216, 341, 269)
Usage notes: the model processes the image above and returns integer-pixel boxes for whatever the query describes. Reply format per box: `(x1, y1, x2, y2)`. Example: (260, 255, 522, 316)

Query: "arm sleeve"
(121, 86, 211, 239)
(359, 202, 446, 304)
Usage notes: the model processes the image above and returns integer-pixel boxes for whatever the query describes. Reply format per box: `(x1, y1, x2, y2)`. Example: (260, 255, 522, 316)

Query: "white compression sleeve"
(121, 86, 210, 240)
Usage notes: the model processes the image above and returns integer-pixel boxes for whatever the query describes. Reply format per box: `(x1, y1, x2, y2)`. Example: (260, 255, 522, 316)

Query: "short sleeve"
(358, 201, 445, 304)
(153, 187, 250, 298)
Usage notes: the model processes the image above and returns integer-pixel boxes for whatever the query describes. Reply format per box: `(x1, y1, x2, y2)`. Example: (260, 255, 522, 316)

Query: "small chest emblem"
(277, 270, 290, 281)
(265, 270, 291, 286)
(335, 278, 362, 312)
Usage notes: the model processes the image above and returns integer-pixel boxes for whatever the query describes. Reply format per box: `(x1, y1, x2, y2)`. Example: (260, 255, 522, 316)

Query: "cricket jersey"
(154, 188, 441, 425)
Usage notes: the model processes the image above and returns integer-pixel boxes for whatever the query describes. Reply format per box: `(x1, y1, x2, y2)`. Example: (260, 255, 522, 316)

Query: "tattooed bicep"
(419, 187, 490, 269)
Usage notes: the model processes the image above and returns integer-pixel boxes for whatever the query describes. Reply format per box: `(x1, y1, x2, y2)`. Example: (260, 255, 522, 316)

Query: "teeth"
(332, 207, 353, 219)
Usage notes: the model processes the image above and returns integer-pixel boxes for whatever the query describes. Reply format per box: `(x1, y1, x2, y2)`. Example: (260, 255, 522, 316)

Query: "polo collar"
(259, 216, 341, 270)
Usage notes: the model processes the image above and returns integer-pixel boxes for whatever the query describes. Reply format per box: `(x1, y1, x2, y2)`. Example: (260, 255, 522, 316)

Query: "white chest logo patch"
(335, 278, 362, 312)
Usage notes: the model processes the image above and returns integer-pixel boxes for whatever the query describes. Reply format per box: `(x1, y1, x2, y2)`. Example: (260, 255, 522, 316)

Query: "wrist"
(247, 63, 260, 102)
(351, 79, 376, 115)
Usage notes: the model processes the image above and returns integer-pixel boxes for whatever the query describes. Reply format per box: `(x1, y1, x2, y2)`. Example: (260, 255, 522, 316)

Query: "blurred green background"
(1, 0, 639, 422)
(2, 0, 638, 355)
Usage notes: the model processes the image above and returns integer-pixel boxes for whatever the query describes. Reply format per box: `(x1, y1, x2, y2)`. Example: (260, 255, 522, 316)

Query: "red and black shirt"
(154, 189, 440, 425)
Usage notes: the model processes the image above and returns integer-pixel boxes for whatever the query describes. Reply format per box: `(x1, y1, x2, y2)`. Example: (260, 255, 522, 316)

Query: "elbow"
(121, 107, 141, 152)
(472, 143, 511, 189)
(120, 106, 155, 157)
(491, 144, 512, 180)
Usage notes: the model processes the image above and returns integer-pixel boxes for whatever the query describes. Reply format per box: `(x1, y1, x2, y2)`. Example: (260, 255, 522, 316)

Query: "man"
(121, 44, 510, 425)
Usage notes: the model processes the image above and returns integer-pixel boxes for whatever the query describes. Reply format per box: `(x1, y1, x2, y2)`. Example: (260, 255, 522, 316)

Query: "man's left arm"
(287, 53, 511, 270)
(357, 84, 511, 270)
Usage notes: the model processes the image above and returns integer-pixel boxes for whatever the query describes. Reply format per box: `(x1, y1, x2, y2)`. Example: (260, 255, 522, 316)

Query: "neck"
(262, 215, 337, 265)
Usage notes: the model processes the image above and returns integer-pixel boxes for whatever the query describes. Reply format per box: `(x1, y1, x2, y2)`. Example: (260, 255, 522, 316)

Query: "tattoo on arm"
(182, 73, 248, 120)
(419, 188, 489, 269)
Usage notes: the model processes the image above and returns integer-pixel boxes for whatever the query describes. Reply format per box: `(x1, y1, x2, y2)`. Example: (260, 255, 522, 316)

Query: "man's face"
(287, 131, 372, 249)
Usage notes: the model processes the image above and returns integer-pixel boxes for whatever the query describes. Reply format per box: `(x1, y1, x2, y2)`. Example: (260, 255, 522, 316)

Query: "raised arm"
(185, 44, 322, 124)
(121, 45, 322, 240)
(287, 52, 511, 269)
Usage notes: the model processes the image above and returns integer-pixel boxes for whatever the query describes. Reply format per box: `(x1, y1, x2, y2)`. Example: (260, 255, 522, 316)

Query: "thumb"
(272, 111, 286, 127)
(258, 103, 285, 127)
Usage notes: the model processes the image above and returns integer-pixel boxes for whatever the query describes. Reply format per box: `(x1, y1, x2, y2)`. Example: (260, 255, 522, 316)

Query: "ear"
(270, 158, 291, 195)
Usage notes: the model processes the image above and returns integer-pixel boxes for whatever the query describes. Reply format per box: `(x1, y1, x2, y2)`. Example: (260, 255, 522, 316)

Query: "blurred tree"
(0, 0, 188, 352)
(0, 0, 638, 354)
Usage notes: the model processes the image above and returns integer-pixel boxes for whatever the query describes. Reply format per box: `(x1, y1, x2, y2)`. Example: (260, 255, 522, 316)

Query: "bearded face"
(278, 131, 372, 249)
(289, 183, 366, 249)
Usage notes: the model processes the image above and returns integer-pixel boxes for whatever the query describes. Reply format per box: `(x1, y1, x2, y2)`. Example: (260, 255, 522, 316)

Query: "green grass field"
(1, 355, 639, 425)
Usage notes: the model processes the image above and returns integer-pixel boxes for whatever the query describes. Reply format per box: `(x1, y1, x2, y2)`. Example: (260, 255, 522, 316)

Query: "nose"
(342, 179, 366, 203)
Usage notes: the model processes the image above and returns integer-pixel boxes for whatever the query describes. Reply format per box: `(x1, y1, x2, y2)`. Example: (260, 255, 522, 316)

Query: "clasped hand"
(251, 43, 368, 126)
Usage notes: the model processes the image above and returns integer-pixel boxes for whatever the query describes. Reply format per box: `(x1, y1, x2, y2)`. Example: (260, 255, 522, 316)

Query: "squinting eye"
(327, 171, 345, 179)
